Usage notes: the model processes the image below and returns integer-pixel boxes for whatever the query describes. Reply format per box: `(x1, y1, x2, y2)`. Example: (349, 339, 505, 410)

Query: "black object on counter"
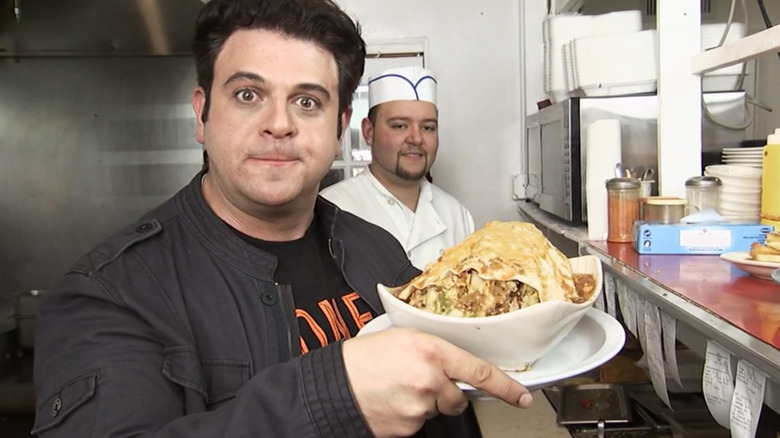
(740, 139, 768, 148)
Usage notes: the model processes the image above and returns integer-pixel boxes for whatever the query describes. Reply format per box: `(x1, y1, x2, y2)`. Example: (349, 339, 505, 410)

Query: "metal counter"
(517, 201, 780, 415)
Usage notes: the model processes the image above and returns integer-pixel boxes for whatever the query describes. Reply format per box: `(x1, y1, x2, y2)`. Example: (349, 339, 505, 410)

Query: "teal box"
(633, 222, 774, 254)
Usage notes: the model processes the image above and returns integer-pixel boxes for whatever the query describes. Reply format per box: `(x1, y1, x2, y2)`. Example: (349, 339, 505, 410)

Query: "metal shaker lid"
(606, 177, 641, 189)
(685, 175, 722, 187)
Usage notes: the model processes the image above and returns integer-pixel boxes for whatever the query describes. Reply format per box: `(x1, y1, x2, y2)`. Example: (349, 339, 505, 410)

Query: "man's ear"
(361, 117, 375, 147)
(335, 107, 353, 156)
(192, 87, 207, 145)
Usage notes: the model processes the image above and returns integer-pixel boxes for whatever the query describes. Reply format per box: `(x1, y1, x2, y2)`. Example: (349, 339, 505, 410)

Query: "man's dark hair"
(193, 0, 366, 123)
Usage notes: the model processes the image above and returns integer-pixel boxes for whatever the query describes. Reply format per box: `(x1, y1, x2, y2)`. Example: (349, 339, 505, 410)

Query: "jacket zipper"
(275, 283, 295, 358)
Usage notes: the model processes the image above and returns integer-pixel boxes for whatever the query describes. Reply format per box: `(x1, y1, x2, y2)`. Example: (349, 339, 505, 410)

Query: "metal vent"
(0, 0, 203, 56)
(645, 0, 712, 16)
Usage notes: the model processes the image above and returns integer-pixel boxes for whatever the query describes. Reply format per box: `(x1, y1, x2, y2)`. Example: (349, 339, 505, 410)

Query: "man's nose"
(406, 125, 423, 144)
(261, 99, 296, 138)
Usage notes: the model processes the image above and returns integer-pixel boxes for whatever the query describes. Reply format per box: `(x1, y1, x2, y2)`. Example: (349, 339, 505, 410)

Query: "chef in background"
(321, 66, 475, 270)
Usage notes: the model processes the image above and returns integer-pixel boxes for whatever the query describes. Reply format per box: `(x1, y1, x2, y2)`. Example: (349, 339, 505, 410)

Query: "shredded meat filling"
(572, 273, 597, 304)
(401, 271, 596, 317)
(403, 269, 540, 317)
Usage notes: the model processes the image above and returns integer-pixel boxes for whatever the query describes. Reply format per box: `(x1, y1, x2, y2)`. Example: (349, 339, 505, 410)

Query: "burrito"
(396, 221, 593, 317)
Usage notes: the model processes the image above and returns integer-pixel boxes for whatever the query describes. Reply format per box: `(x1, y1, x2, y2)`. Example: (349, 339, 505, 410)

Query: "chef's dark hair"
(192, 0, 366, 128)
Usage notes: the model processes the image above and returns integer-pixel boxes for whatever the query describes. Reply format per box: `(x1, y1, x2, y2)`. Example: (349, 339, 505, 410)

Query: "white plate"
(720, 251, 780, 280)
(721, 164, 762, 169)
(721, 163, 763, 167)
(722, 155, 763, 159)
(357, 308, 625, 393)
(723, 157, 764, 164)
(721, 159, 763, 163)
(722, 151, 763, 156)
(722, 147, 765, 154)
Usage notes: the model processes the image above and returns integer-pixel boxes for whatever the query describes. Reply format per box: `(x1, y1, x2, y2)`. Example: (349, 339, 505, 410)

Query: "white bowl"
(720, 199, 761, 211)
(720, 203, 761, 212)
(705, 171, 762, 189)
(720, 202, 761, 210)
(377, 255, 603, 371)
(720, 200, 761, 209)
(704, 164, 762, 179)
(721, 192, 761, 203)
(720, 187, 762, 197)
(720, 212, 761, 219)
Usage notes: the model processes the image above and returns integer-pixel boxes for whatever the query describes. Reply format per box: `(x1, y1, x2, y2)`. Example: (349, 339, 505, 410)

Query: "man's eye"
(236, 89, 257, 103)
(296, 96, 319, 110)
(423, 125, 437, 132)
(391, 123, 406, 130)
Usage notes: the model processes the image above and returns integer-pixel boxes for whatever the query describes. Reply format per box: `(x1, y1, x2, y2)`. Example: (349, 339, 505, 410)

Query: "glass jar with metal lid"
(606, 177, 641, 243)
(643, 197, 686, 223)
(685, 175, 722, 215)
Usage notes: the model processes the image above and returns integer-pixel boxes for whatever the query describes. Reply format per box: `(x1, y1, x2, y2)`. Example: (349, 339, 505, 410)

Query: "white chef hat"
(367, 66, 437, 109)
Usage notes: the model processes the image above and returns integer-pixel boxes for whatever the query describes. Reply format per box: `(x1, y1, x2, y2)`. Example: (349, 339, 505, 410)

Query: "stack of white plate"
(721, 147, 764, 168)
(704, 164, 762, 223)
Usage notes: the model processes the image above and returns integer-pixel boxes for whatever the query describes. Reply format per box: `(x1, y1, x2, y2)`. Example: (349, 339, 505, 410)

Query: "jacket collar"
(176, 171, 280, 279)
(176, 171, 350, 280)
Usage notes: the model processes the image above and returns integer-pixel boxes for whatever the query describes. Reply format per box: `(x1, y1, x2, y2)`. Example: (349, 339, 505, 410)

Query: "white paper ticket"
(645, 303, 671, 408)
(729, 360, 766, 438)
(703, 340, 734, 429)
(635, 295, 647, 352)
(617, 281, 637, 338)
(660, 310, 683, 388)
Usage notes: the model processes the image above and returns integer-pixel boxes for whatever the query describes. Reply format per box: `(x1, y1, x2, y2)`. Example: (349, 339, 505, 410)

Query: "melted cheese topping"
(397, 221, 581, 317)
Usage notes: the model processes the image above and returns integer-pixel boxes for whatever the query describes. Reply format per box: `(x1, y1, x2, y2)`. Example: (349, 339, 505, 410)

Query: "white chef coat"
(320, 169, 475, 269)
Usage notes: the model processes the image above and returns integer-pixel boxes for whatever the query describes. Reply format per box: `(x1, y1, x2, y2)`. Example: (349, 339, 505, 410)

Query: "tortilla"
(396, 221, 577, 317)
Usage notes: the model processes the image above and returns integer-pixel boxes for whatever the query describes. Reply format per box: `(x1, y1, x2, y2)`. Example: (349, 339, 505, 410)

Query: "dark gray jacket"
(33, 172, 444, 437)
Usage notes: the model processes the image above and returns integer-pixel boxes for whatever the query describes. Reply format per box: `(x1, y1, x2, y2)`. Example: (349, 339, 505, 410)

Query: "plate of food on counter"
(720, 231, 780, 280)
(358, 221, 625, 393)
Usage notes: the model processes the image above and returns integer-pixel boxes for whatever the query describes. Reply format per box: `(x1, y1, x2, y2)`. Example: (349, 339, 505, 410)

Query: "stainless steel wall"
(0, 0, 204, 300)
(0, 56, 202, 299)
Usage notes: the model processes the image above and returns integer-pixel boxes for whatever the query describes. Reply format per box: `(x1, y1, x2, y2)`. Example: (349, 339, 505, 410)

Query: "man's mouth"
(400, 150, 425, 158)
(247, 155, 299, 168)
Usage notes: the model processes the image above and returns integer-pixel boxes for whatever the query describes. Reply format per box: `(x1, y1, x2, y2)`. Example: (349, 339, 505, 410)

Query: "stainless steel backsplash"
(0, 0, 204, 300)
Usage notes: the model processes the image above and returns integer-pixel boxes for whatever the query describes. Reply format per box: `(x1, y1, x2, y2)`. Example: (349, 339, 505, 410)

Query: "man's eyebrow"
(387, 116, 438, 124)
(223, 71, 264, 87)
(297, 83, 331, 102)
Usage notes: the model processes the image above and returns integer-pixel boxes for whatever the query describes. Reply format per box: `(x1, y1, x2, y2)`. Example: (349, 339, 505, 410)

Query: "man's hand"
(342, 327, 532, 438)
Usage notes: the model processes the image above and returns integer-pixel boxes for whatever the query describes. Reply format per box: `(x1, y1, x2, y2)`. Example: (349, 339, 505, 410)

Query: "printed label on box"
(679, 229, 731, 248)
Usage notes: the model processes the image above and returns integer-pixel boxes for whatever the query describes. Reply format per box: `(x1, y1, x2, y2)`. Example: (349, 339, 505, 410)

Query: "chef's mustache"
(399, 147, 427, 156)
